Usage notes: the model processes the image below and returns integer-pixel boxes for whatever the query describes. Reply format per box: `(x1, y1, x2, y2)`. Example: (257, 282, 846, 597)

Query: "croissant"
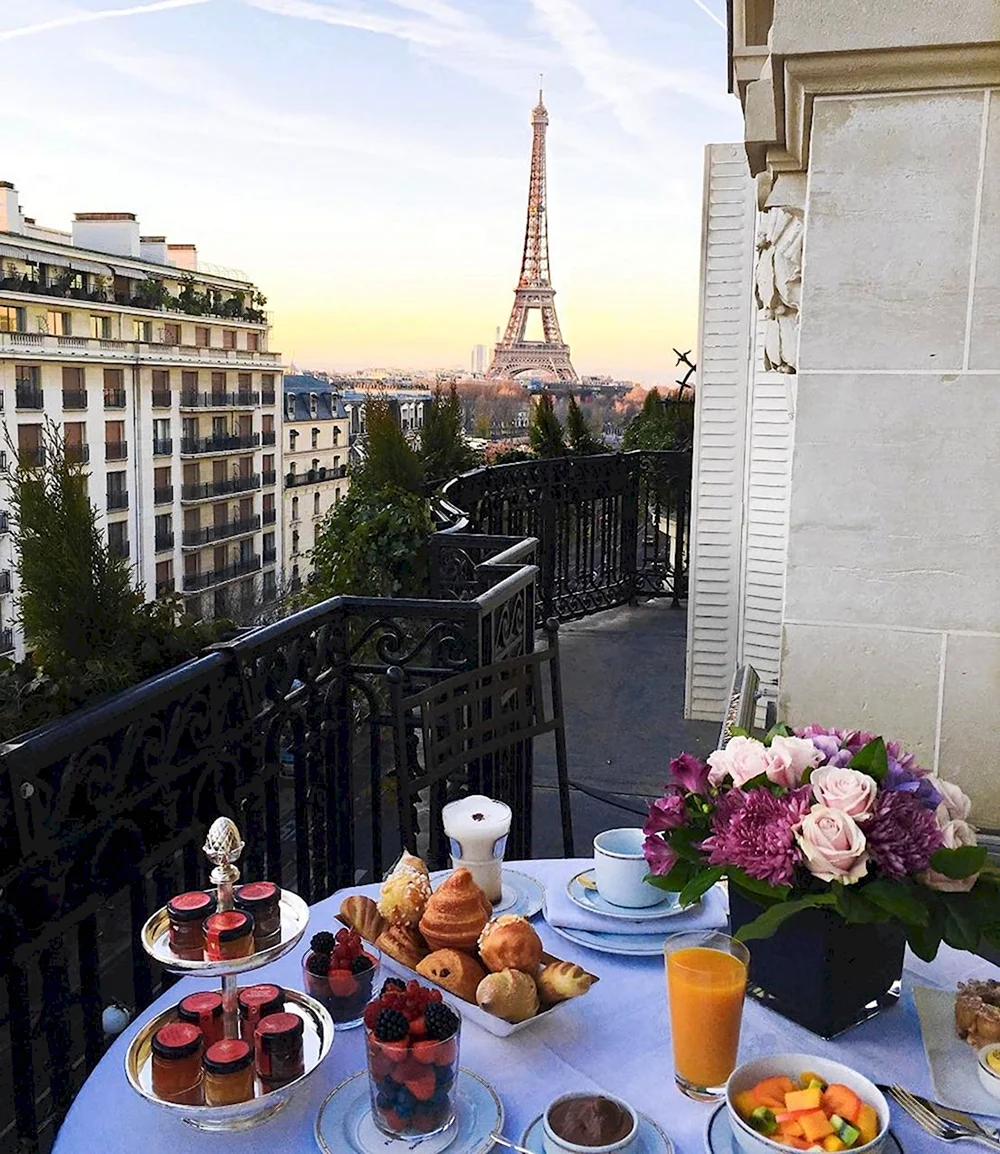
(339, 895, 386, 944)
(416, 949, 487, 1003)
(375, 923, 429, 970)
(378, 859, 432, 929)
(476, 968, 539, 1023)
(419, 868, 491, 953)
(478, 914, 543, 974)
(537, 961, 596, 1005)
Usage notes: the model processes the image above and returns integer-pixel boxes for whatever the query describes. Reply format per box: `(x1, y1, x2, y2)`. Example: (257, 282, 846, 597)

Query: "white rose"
(795, 806, 869, 885)
(766, 735, 823, 788)
(919, 819, 979, 893)
(707, 736, 772, 788)
(810, 766, 877, 820)
(931, 777, 972, 825)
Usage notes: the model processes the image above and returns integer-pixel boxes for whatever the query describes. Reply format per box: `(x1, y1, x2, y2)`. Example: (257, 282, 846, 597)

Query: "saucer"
(544, 906, 672, 957)
(521, 1110, 673, 1153)
(704, 1106, 903, 1153)
(431, 868, 544, 919)
(567, 870, 678, 920)
(315, 1068, 502, 1154)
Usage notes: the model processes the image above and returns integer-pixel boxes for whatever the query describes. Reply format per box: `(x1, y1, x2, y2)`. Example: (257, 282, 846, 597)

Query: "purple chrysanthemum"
(866, 790, 944, 879)
(700, 785, 813, 887)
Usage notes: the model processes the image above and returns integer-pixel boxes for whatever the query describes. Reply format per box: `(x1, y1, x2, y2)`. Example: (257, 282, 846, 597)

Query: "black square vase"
(728, 888, 907, 1039)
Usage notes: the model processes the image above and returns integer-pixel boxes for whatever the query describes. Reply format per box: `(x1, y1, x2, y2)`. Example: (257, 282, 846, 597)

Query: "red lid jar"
(203, 1038, 255, 1106)
(204, 910, 255, 961)
(254, 1012, 304, 1087)
(166, 891, 217, 960)
(177, 991, 225, 1049)
(235, 882, 281, 946)
(151, 1021, 204, 1105)
(238, 983, 285, 1041)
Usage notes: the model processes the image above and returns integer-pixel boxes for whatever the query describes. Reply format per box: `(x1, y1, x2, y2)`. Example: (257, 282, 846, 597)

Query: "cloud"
(0, 0, 213, 42)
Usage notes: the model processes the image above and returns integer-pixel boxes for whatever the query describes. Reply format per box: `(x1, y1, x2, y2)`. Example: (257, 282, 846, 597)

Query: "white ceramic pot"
(542, 1092, 639, 1154)
(593, 828, 662, 909)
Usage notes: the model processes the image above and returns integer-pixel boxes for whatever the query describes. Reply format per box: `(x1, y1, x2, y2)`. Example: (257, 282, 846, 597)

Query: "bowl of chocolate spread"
(543, 1092, 638, 1153)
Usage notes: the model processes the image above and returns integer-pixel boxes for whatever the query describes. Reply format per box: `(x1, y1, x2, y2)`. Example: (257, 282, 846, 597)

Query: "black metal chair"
(718, 663, 778, 747)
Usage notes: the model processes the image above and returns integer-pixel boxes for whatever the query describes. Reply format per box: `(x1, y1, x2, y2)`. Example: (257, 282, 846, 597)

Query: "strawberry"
(405, 1068, 437, 1102)
(380, 1109, 405, 1132)
(411, 1040, 439, 1065)
(378, 1039, 410, 1065)
(433, 1038, 457, 1067)
(393, 1056, 423, 1084)
(327, 969, 359, 998)
(362, 1001, 381, 1031)
(409, 1016, 427, 1039)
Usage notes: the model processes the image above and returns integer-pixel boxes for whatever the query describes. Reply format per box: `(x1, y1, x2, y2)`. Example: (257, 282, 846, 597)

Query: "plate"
(521, 1111, 673, 1153)
(315, 1068, 502, 1154)
(544, 906, 669, 957)
(566, 870, 679, 920)
(913, 984, 1000, 1116)
(430, 868, 544, 919)
(705, 1106, 903, 1154)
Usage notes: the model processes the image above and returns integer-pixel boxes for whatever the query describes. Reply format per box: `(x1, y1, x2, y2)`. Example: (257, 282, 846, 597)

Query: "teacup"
(542, 1092, 638, 1154)
(593, 828, 663, 909)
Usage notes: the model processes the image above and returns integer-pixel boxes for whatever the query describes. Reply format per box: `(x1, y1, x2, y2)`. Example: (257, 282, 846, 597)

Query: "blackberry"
(380, 977, 406, 997)
(373, 1007, 409, 1042)
(305, 951, 330, 977)
(423, 1001, 459, 1041)
(351, 955, 373, 975)
(310, 931, 335, 954)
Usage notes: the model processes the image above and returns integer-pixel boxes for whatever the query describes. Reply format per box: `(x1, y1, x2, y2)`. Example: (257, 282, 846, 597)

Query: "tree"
(622, 388, 694, 452)
(355, 397, 424, 496)
(529, 393, 565, 457)
(565, 394, 604, 455)
(421, 384, 478, 485)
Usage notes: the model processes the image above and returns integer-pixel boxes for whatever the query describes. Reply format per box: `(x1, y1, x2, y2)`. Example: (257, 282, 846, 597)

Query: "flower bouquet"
(644, 725, 1000, 962)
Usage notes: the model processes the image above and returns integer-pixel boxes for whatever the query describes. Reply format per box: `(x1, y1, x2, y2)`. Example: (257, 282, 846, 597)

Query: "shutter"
(685, 145, 757, 721)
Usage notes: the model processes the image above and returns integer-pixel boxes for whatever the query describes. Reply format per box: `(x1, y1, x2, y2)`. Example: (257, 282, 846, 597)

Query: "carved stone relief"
(754, 171, 804, 375)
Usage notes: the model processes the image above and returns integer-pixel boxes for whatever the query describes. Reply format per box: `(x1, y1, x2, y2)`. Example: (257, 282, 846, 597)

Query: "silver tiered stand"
(125, 817, 334, 1130)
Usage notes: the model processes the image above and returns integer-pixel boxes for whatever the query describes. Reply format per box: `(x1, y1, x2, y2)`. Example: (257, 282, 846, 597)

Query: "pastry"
(478, 914, 543, 974)
(339, 895, 387, 944)
(394, 850, 430, 879)
(537, 961, 596, 1005)
(375, 923, 429, 970)
(418, 868, 491, 953)
(377, 855, 432, 929)
(476, 968, 539, 1023)
(956, 979, 1000, 1048)
(416, 949, 487, 1003)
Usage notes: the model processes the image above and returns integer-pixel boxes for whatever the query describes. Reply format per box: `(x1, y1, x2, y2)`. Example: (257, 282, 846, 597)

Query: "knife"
(878, 1084, 1000, 1140)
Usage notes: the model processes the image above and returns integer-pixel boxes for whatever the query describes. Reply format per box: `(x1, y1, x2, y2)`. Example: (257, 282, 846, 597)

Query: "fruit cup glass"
(365, 1002, 461, 1139)
(665, 930, 749, 1102)
(301, 944, 381, 1030)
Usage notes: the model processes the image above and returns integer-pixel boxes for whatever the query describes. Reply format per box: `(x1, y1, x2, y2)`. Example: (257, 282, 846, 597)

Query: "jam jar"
(204, 910, 255, 961)
(203, 1038, 255, 1106)
(151, 1021, 204, 1105)
(166, 891, 216, 960)
(235, 882, 282, 948)
(238, 984, 285, 1042)
(254, 1012, 305, 1088)
(177, 991, 225, 1049)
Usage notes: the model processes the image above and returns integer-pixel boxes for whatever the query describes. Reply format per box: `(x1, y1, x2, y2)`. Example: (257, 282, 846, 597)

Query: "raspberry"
(423, 1002, 459, 1041)
(373, 1007, 410, 1042)
(381, 978, 406, 997)
(310, 931, 335, 954)
(335, 928, 350, 944)
(305, 951, 330, 976)
(351, 955, 373, 975)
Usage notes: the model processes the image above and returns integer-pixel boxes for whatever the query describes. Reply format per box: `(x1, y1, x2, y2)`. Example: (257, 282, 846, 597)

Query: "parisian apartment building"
(282, 375, 351, 590)
(0, 181, 283, 656)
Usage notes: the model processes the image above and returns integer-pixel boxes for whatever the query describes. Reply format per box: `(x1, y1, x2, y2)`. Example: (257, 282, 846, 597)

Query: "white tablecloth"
(53, 859, 1000, 1153)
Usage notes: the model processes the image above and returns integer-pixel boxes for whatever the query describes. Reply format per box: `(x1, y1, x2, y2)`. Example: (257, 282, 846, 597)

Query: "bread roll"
(478, 914, 543, 974)
(537, 961, 595, 1005)
(476, 968, 539, 1023)
(416, 949, 487, 1003)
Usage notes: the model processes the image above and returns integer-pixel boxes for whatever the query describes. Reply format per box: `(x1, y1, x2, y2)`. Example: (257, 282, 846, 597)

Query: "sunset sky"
(0, 0, 741, 383)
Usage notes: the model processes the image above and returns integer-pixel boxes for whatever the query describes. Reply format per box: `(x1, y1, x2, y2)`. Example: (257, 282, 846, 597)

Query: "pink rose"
(919, 819, 979, 893)
(930, 777, 972, 824)
(795, 805, 869, 884)
(810, 766, 877, 820)
(766, 735, 823, 788)
(707, 736, 772, 788)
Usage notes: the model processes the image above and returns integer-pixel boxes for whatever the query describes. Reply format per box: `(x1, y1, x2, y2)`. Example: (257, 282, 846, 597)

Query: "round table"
(54, 858, 1000, 1153)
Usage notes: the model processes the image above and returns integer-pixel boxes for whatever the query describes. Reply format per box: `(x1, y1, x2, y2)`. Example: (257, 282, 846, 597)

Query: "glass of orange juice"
(665, 930, 750, 1101)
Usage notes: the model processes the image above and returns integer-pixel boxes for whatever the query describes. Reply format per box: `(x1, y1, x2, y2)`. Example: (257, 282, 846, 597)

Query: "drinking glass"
(664, 930, 749, 1101)
(441, 795, 511, 903)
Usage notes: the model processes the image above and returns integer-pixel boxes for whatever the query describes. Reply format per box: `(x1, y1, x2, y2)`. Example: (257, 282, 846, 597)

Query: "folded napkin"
(544, 864, 729, 935)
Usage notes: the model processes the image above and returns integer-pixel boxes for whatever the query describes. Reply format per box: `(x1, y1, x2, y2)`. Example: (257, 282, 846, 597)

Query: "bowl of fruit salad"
(363, 978, 461, 1141)
(302, 928, 380, 1029)
(727, 1054, 887, 1154)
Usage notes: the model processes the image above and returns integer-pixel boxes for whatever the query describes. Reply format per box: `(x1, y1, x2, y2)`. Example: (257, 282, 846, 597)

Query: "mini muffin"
(478, 914, 543, 974)
(416, 949, 487, 1003)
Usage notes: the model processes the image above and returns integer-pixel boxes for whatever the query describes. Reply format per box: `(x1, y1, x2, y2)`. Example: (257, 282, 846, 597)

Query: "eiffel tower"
(488, 89, 578, 382)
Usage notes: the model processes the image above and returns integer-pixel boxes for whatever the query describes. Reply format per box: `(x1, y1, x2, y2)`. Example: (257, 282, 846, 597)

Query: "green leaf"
(942, 897, 981, 952)
(763, 722, 794, 746)
(727, 726, 751, 739)
(862, 878, 929, 926)
(848, 737, 888, 781)
(834, 884, 886, 924)
(644, 858, 699, 893)
(670, 825, 709, 864)
(930, 845, 988, 879)
(734, 894, 837, 942)
(907, 919, 943, 962)
(679, 867, 725, 908)
(729, 868, 792, 902)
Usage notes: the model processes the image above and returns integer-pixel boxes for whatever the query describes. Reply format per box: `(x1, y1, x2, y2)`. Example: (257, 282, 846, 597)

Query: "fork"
(887, 1084, 1000, 1150)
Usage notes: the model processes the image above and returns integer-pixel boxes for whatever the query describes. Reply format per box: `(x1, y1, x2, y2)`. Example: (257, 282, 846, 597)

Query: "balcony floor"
(532, 599, 718, 858)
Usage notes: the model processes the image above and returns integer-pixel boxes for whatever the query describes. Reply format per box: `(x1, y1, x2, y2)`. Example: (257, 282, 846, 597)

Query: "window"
(103, 367, 125, 406)
(311, 459, 320, 473)
(195, 326, 210, 348)
(47, 310, 71, 336)
(263, 493, 275, 515)
(64, 422, 86, 463)
(263, 531, 275, 552)
(106, 470, 127, 506)
(212, 415, 228, 440)
(285, 393, 296, 419)
(133, 319, 153, 342)
(182, 417, 198, 442)
(0, 306, 24, 333)
(334, 455, 340, 470)
(62, 365, 85, 404)
(153, 418, 171, 453)
(182, 370, 198, 391)
(17, 424, 42, 466)
(263, 454, 274, 473)
(262, 373, 275, 394)
(309, 392, 318, 417)
(211, 371, 226, 398)
(333, 426, 340, 444)
(247, 332, 259, 351)
(155, 514, 172, 549)
(107, 521, 128, 558)
(90, 315, 111, 339)
(289, 429, 298, 451)
(105, 420, 126, 460)
(291, 496, 299, 521)
(292, 529, 300, 555)
(152, 369, 169, 390)
(237, 372, 252, 397)
(335, 487, 341, 504)
(163, 322, 181, 344)
(313, 492, 320, 516)
(155, 559, 173, 583)
(223, 329, 237, 350)
(311, 427, 320, 449)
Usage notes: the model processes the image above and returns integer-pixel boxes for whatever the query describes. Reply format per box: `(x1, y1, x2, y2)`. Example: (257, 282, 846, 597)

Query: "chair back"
(718, 664, 760, 749)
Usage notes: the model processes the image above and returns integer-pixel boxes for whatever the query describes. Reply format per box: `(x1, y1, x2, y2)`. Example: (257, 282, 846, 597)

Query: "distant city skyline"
(1, 0, 741, 383)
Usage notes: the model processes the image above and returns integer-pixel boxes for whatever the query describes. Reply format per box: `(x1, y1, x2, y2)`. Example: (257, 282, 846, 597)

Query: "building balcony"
(263, 508, 276, 526)
(62, 390, 88, 410)
(261, 390, 276, 405)
(0, 626, 13, 654)
(179, 391, 260, 410)
(182, 554, 261, 591)
(155, 578, 175, 597)
(0, 571, 11, 594)
(0, 511, 8, 534)
(151, 391, 171, 408)
(15, 385, 43, 410)
(154, 485, 174, 505)
(181, 515, 261, 548)
(0, 329, 280, 368)
(180, 433, 260, 456)
(18, 447, 45, 468)
(262, 430, 276, 446)
(181, 474, 261, 502)
(152, 439, 173, 456)
(285, 465, 347, 487)
(105, 442, 128, 462)
(107, 491, 128, 511)
(154, 533, 174, 552)
(263, 546, 277, 565)
(66, 444, 90, 465)
(261, 470, 276, 487)
(103, 389, 126, 409)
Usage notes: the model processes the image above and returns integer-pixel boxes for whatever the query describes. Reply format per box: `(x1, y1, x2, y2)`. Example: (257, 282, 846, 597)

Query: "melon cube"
(785, 1087, 823, 1112)
(799, 1110, 835, 1143)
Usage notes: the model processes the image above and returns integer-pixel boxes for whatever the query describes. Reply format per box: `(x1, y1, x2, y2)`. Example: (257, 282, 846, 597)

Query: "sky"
(0, 0, 742, 383)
